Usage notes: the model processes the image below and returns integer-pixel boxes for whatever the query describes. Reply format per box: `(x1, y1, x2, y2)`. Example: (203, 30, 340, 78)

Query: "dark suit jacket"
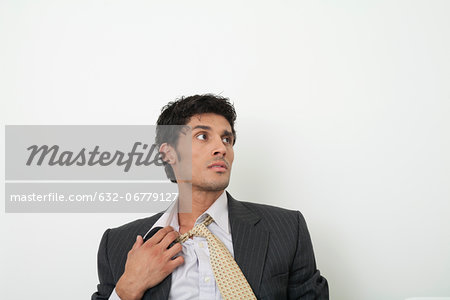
(92, 192, 329, 299)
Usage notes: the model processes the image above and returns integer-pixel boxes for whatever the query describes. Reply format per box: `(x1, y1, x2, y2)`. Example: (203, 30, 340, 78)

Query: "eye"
(196, 133, 207, 140)
(222, 137, 231, 144)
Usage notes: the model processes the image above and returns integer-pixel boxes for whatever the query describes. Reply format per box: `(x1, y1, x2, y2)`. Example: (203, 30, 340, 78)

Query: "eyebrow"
(222, 130, 233, 137)
(192, 125, 211, 131)
(192, 125, 234, 139)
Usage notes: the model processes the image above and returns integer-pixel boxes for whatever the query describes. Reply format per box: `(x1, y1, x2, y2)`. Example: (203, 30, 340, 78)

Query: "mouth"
(207, 161, 228, 172)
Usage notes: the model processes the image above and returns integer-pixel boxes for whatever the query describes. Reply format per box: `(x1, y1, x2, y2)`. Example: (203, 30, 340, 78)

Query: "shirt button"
(204, 276, 210, 282)
(199, 242, 204, 248)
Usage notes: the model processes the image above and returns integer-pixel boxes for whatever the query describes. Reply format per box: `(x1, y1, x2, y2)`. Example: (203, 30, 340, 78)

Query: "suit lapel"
(227, 192, 269, 296)
(139, 213, 172, 300)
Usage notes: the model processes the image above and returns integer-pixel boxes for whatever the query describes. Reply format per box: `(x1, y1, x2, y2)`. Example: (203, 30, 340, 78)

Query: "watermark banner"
(5, 182, 180, 213)
(4, 125, 192, 213)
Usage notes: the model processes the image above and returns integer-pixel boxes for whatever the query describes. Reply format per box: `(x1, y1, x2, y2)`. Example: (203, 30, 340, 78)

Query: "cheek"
(191, 154, 204, 171)
(228, 149, 235, 163)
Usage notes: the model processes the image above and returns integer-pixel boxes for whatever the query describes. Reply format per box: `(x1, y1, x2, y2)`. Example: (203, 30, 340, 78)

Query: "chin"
(196, 179, 230, 192)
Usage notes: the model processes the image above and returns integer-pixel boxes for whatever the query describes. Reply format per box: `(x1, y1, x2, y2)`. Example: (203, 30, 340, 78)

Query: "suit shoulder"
(238, 200, 301, 221)
(238, 200, 299, 214)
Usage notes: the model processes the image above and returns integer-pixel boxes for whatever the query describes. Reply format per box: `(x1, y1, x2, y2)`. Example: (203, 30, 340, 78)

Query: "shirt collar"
(143, 200, 179, 240)
(199, 191, 229, 234)
(143, 191, 229, 240)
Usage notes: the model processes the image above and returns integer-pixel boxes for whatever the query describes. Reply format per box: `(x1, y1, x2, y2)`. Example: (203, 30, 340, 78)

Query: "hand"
(115, 226, 184, 300)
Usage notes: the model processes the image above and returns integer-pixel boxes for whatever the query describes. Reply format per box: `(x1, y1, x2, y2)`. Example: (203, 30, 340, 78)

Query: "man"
(92, 94, 329, 300)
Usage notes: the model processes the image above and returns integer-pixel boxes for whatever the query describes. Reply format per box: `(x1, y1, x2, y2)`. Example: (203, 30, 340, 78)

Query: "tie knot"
(176, 214, 214, 243)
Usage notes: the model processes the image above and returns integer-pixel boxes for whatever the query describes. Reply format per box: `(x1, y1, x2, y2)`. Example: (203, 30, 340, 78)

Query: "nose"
(211, 135, 227, 157)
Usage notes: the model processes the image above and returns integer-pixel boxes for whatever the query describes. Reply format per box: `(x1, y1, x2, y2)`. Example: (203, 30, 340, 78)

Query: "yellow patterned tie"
(176, 215, 257, 300)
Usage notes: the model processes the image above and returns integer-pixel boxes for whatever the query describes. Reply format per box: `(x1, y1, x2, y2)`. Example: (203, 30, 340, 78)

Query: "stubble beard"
(194, 175, 230, 192)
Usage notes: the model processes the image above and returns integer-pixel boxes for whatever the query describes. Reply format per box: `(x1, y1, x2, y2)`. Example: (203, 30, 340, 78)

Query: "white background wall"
(1, 1, 449, 299)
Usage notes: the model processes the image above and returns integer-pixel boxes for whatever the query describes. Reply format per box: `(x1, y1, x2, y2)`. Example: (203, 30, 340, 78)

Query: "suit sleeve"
(92, 229, 116, 300)
(287, 211, 329, 300)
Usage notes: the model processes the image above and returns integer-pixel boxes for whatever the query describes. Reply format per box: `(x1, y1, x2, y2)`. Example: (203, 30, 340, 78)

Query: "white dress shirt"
(109, 191, 233, 300)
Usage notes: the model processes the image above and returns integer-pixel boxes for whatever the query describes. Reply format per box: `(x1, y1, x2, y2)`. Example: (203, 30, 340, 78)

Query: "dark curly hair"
(156, 94, 237, 182)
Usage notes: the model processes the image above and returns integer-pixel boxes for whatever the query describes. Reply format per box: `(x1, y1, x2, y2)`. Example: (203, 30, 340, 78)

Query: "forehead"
(186, 113, 232, 131)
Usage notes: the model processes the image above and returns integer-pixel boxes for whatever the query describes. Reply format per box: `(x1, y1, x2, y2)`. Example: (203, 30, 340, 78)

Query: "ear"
(159, 143, 176, 164)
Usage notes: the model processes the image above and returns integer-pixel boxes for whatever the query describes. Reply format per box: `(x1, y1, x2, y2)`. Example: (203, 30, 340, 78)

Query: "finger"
(167, 255, 184, 271)
(159, 230, 180, 249)
(146, 226, 174, 246)
(164, 242, 183, 259)
(131, 235, 143, 250)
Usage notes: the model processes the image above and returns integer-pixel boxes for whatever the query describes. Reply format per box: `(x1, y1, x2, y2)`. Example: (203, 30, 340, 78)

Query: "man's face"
(175, 113, 235, 192)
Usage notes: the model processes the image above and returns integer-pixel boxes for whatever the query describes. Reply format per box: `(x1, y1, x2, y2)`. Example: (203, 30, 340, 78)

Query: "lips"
(208, 161, 228, 171)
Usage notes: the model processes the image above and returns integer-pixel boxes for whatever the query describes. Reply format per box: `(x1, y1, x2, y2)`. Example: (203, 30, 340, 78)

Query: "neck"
(177, 183, 224, 230)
